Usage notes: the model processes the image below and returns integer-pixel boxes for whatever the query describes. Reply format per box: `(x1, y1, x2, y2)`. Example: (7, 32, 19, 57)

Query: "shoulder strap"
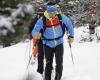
(57, 14, 66, 36)
(57, 14, 62, 21)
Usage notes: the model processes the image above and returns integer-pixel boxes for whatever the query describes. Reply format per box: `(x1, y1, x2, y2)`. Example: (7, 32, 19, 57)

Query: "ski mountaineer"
(27, 8, 44, 62)
(32, 2, 74, 80)
(37, 3, 62, 75)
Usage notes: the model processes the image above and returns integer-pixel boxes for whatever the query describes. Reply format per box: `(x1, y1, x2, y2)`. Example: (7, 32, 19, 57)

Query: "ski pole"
(26, 40, 32, 69)
(26, 54, 33, 69)
(26, 39, 39, 69)
(69, 43, 74, 64)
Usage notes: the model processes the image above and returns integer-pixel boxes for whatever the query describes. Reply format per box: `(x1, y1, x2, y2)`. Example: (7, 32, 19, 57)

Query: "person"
(37, 3, 62, 75)
(86, 5, 97, 34)
(27, 8, 45, 74)
(86, 5, 97, 41)
(32, 2, 74, 80)
(89, 20, 96, 35)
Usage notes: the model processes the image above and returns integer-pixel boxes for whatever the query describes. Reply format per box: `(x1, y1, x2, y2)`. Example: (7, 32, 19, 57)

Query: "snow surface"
(0, 27, 100, 80)
(0, 16, 15, 35)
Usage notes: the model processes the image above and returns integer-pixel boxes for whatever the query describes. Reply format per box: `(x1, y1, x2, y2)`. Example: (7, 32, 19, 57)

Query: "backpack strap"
(57, 14, 66, 37)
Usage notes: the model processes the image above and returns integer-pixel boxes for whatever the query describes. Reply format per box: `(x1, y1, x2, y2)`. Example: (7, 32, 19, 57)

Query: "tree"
(0, 0, 35, 47)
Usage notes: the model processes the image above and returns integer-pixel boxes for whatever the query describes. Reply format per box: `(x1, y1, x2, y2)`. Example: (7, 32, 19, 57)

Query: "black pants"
(44, 43, 64, 80)
(37, 40, 44, 74)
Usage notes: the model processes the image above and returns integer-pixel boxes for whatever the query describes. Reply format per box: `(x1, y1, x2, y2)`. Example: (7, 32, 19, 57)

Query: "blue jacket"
(32, 13, 74, 48)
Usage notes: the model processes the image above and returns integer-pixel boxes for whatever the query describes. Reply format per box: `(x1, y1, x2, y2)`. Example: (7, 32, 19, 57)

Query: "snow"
(0, 42, 28, 80)
(0, 16, 15, 35)
(63, 42, 100, 80)
(23, 4, 34, 15)
(0, 26, 100, 80)
(0, 3, 34, 36)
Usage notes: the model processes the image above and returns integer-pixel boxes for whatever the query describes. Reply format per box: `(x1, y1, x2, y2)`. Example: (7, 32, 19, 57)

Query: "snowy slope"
(0, 26, 100, 80)
(63, 42, 100, 80)
(0, 42, 30, 80)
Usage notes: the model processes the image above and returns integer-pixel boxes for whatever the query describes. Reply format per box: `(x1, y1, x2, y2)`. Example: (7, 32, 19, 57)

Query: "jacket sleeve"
(31, 17, 43, 37)
(61, 14, 74, 37)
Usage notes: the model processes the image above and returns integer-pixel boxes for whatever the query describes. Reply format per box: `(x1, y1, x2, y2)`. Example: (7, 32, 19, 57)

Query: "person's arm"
(61, 14, 74, 37)
(61, 14, 74, 44)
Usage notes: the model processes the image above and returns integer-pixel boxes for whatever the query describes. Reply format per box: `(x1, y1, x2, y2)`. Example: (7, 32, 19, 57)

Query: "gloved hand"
(35, 33, 42, 39)
(68, 36, 74, 44)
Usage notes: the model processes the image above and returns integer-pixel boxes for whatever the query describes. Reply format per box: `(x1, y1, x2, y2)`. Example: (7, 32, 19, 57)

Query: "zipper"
(50, 20, 56, 47)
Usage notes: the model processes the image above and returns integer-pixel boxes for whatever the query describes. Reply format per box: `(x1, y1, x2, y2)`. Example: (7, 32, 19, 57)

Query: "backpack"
(40, 14, 67, 40)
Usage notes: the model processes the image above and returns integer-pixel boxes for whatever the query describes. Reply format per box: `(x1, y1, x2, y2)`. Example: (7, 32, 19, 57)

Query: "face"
(48, 12, 57, 18)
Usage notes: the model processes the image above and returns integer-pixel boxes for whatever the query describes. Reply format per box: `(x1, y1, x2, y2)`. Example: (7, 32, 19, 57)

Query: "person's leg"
(54, 44, 64, 80)
(44, 45, 54, 80)
(37, 40, 44, 74)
